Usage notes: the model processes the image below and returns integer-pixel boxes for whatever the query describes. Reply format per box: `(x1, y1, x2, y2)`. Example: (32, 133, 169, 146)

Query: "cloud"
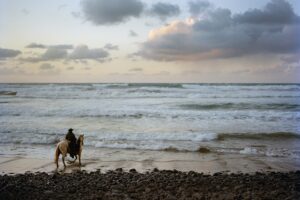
(71, 11, 81, 18)
(72, 59, 89, 64)
(138, 0, 300, 61)
(181, 70, 201, 75)
(281, 54, 300, 64)
(41, 48, 67, 60)
(188, 1, 211, 17)
(82, 66, 91, 70)
(104, 43, 119, 50)
(39, 63, 55, 70)
(234, 0, 300, 25)
(0, 67, 17, 75)
(50, 44, 74, 49)
(129, 30, 138, 37)
(127, 52, 141, 61)
(66, 66, 74, 70)
(148, 2, 180, 20)
(38, 63, 60, 75)
(129, 67, 143, 72)
(26, 43, 47, 49)
(0, 66, 27, 75)
(58, 4, 67, 11)
(0, 48, 22, 60)
(80, 0, 144, 25)
(22, 48, 68, 62)
(26, 43, 73, 49)
(22, 44, 111, 62)
(230, 68, 252, 75)
(152, 71, 170, 76)
(253, 62, 300, 76)
(68, 45, 109, 61)
(21, 9, 30, 15)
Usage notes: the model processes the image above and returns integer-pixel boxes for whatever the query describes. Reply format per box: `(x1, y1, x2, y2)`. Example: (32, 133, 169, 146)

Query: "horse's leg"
(79, 152, 81, 166)
(55, 155, 58, 168)
(62, 155, 66, 168)
(55, 147, 60, 168)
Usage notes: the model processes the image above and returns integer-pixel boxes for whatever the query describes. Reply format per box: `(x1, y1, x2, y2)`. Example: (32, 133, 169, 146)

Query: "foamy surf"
(93, 132, 218, 142)
(0, 83, 299, 160)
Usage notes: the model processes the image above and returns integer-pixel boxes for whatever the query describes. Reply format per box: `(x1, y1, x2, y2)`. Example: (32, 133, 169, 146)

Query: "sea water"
(0, 83, 299, 160)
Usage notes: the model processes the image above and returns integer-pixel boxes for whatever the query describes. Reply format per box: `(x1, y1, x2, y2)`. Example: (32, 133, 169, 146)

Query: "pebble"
(0, 170, 299, 200)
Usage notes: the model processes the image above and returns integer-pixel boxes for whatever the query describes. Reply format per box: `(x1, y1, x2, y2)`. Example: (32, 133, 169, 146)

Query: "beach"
(1, 148, 300, 199)
(2, 0, 300, 198)
(0, 83, 300, 199)
(1, 169, 299, 199)
(0, 147, 300, 174)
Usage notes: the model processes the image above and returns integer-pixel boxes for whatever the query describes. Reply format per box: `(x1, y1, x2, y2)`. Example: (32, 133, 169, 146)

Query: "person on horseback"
(65, 128, 77, 158)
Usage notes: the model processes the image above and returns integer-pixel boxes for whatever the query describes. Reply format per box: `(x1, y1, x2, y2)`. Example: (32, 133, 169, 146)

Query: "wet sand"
(0, 152, 299, 174)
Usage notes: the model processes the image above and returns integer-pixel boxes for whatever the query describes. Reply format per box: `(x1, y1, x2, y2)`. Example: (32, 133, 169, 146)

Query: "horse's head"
(78, 134, 84, 145)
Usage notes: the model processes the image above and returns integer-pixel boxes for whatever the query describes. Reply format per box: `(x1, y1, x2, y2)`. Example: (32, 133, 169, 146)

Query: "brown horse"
(54, 134, 84, 168)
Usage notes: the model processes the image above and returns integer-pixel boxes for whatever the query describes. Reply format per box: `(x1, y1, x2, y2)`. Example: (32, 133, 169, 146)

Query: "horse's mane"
(76, 136, 81, 145)
(75, 135, 83, 151)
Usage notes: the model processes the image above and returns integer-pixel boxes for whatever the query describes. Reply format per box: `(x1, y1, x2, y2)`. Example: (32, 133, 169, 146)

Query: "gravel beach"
(1, 169, 299, 200)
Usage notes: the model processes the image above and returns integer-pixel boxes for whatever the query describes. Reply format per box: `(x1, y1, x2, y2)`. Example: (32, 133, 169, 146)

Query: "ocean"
(0, 83, 299, 163)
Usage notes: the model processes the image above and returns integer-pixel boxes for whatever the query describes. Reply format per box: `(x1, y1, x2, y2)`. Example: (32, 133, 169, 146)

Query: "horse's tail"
(54, 145, 61, 167)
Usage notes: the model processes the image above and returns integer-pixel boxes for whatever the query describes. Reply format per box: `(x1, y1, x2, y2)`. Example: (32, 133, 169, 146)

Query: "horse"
(54, 134, 84, 168)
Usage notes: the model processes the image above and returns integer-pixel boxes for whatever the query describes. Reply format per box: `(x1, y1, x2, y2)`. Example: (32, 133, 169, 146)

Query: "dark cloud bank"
(148, 2, 181, 21)
(188, 0, 211, 17)
(129, 30, 138, 37)
(39, 63, 55, 70)
(138, 0, 300, 61)
(22, 44, 115, 63)
(80, 0, 181, 25)
(104, 43, 119, 50)
(80, 0, 144, 25)
(26, 43, 73, 49)
(0, 48, 21, 60)
(69, 45, 109, 60)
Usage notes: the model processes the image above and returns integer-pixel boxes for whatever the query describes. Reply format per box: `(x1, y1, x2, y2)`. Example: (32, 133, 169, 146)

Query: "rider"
(65, 128, 77, 158)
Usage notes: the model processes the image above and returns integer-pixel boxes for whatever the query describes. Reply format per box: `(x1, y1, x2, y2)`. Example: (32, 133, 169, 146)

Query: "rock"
(44, 190, 53, 194)
(197, 147, 211, 153)
(129, 168, 137, 173)
(115, 168, 123, 172)
(153, 168, 159, 172)
(0, 170, 299, 200)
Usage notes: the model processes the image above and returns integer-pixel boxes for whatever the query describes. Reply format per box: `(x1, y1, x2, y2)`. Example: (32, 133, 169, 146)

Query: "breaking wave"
(180, 103, 300, 111)
(94, 132, 218, 142)
(104, 83, 184, 89)
(127, 83, 183, 88)
(217, 132, 300, 140)
(0, 91, 17, 96)
(1, 131, 299, 146)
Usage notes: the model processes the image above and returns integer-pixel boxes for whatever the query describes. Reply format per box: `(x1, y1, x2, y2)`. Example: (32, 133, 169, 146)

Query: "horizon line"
(0, 82, 299, 84)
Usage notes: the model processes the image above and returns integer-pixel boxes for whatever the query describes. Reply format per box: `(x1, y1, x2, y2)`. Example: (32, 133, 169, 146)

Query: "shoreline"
(1, 148, 299, 199)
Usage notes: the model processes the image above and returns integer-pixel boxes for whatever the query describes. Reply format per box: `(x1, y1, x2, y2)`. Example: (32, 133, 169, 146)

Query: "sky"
(0, 0, 299, 83)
